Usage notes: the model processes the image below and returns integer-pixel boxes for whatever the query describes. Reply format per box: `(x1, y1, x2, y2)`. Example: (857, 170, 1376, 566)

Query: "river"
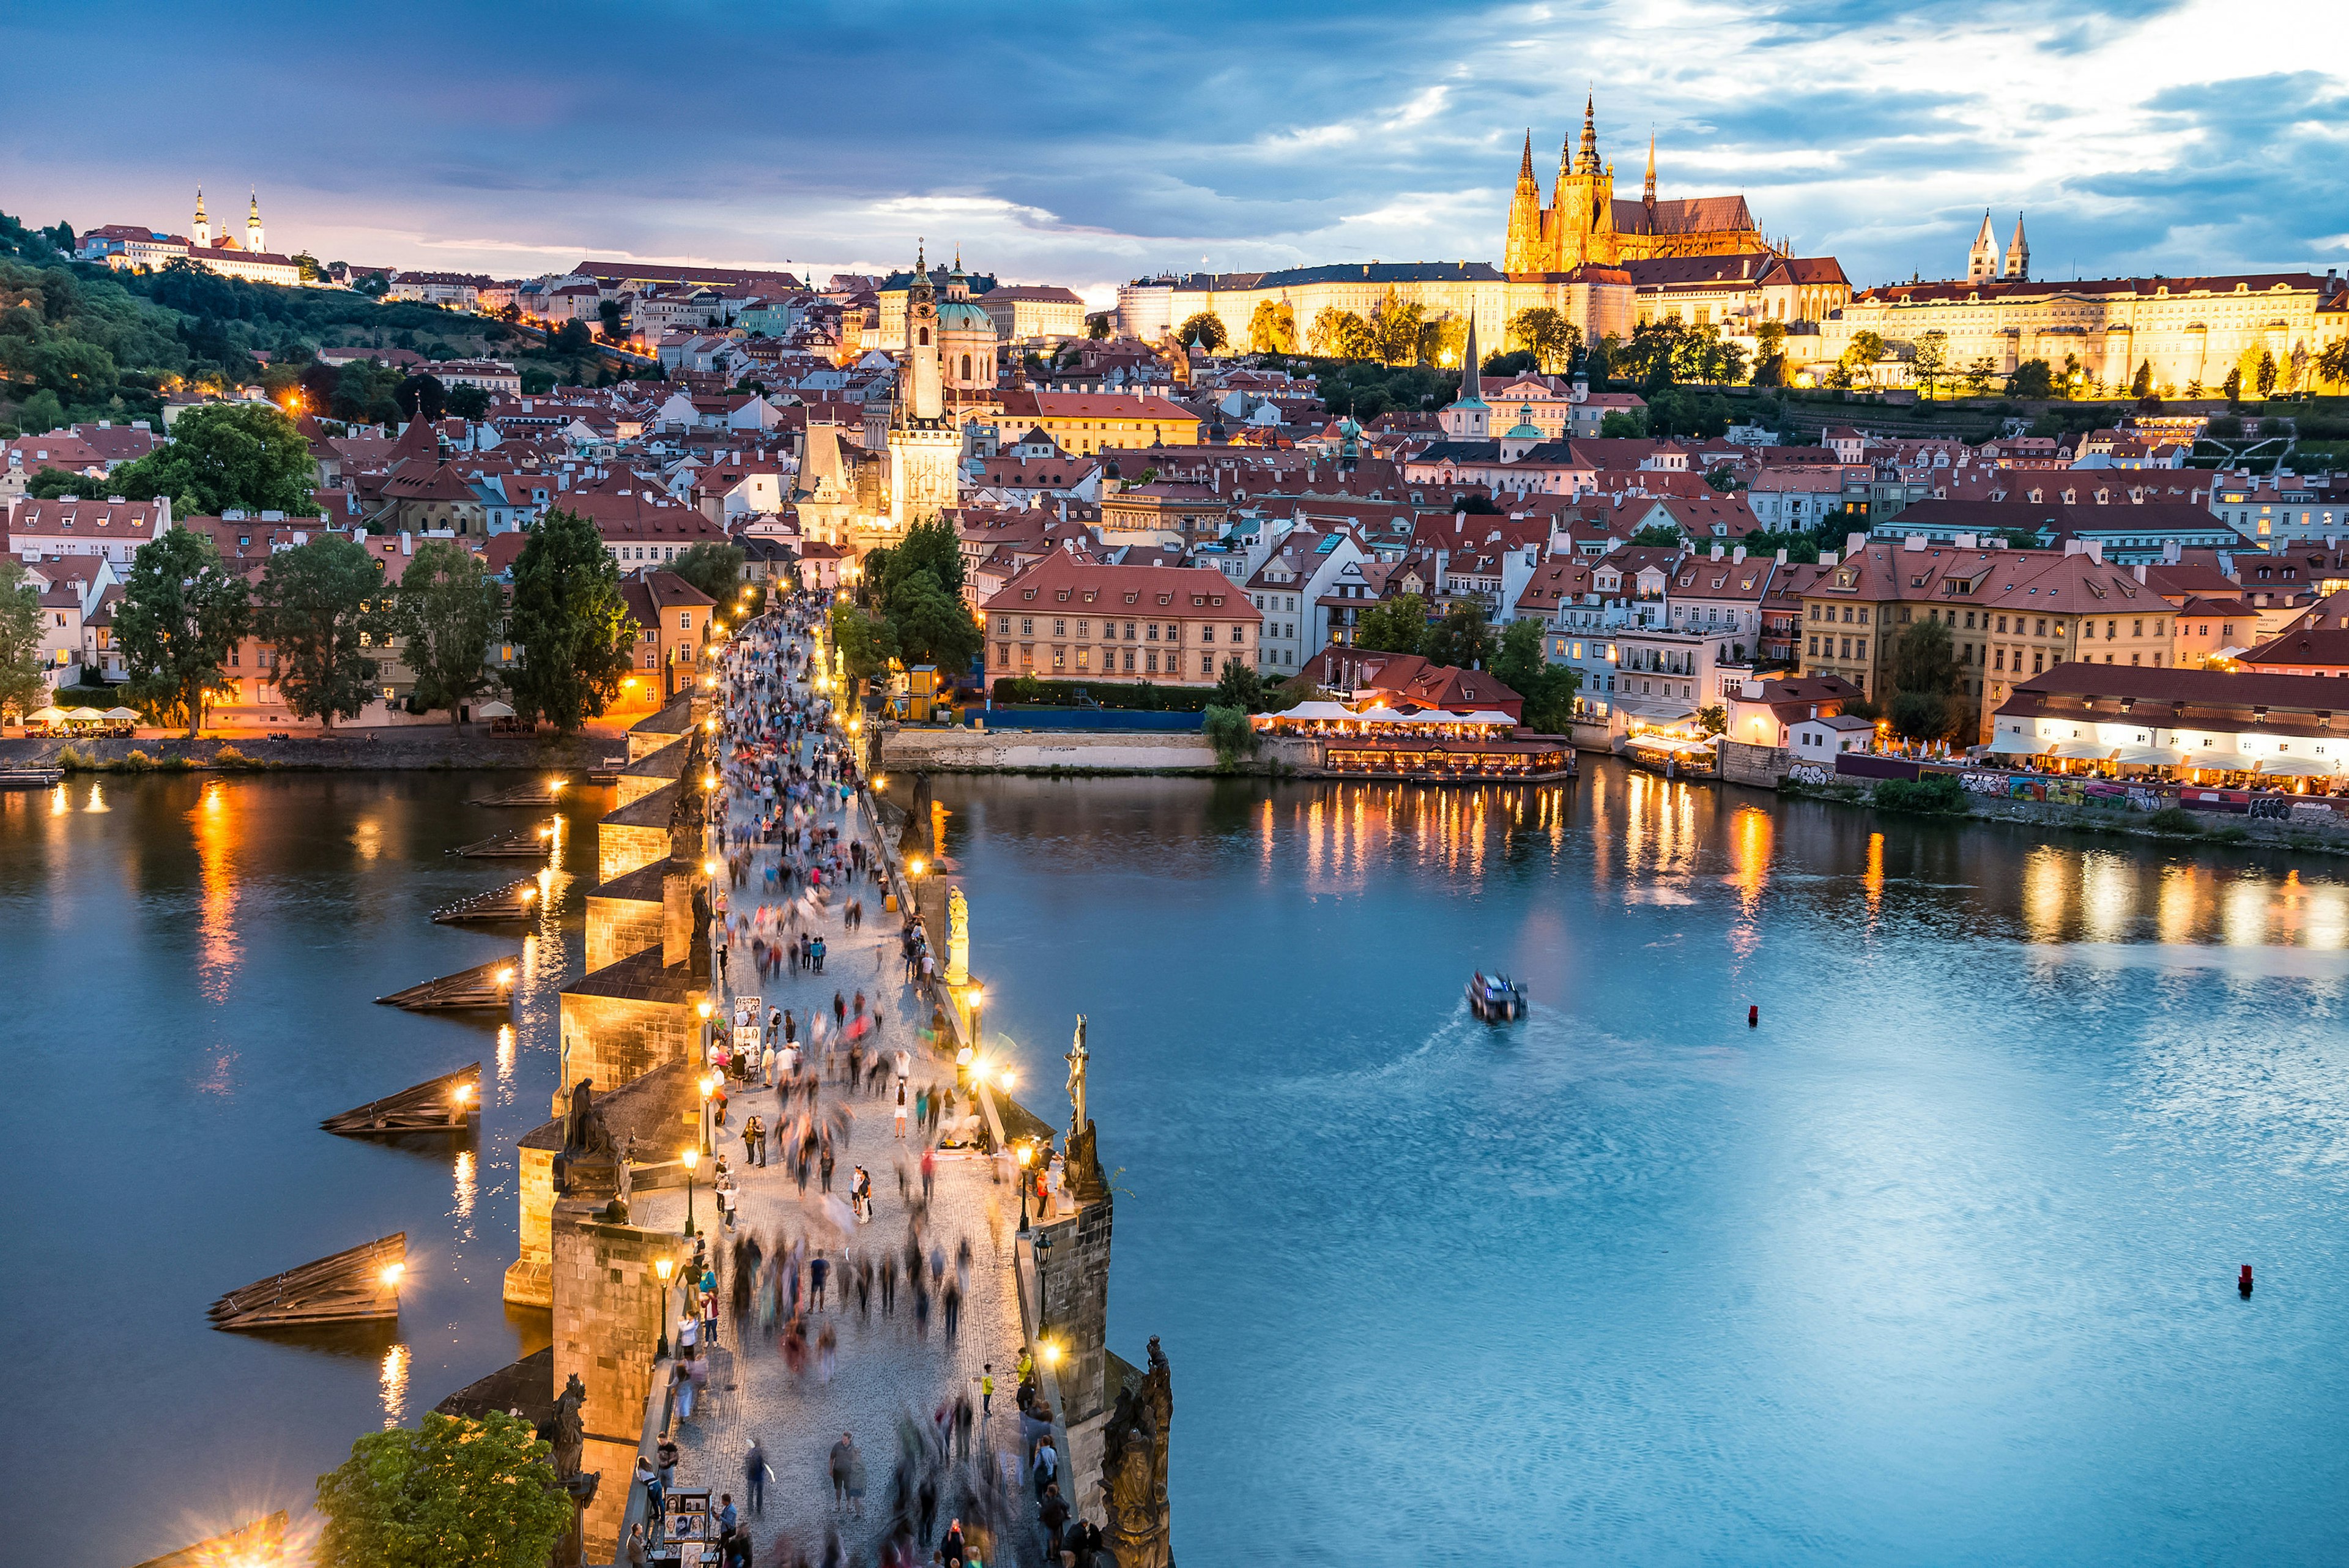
(930, 764, 2349, 1566)
(8, 765, 2349, 1565)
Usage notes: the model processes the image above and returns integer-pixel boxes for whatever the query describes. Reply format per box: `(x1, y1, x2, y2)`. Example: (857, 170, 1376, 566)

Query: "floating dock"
(209, 1233, 407, 1329)
(375, 956, 522, 1011)
(432, 875, 543, 924)
(321, 1063, 483, 1135)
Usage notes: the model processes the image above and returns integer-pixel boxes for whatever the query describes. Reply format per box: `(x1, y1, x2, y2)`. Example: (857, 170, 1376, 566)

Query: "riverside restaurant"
(1255, 702, 1576, 782)
(1989, 664, 2349, 790)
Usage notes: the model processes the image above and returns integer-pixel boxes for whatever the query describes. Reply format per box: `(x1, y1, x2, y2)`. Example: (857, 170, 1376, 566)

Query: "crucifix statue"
(1065, 1016, 1089, 1136)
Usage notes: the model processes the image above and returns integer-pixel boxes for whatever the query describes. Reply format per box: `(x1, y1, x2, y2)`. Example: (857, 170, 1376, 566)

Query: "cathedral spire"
(1644, 128, 1657, 206)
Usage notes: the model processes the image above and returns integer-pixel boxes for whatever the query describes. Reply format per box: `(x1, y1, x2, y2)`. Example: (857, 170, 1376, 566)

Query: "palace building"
(1116, 98, 1783, 357)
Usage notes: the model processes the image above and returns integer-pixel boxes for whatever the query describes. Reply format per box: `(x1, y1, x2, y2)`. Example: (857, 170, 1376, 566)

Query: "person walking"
(828, 1432, 853, 1512)
(744, 1439, 771, 1517)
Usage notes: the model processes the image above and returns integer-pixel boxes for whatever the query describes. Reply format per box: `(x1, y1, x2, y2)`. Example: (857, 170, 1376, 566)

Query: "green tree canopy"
(506, 507, 633, 734)
(0, 557, 48, 719)
(1423, 599, 1493, 671)
(255, 535, 384, 729)
(1353, 592, 1428, 656)
(1175, 311, 1226, 352)
(109, 403, 315, 517)
(393, 538, 499, 724)
(314, 1410, 572, 1568)
(1489, 615, 1581, 732)
(116, 525, 251, 735)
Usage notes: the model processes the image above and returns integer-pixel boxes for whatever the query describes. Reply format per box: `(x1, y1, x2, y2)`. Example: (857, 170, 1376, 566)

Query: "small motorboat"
(1466, 971, 1527, 1022)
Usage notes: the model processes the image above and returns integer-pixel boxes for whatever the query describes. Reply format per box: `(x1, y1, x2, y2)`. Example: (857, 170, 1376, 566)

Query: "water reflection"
(378, 1342, 409, 1429)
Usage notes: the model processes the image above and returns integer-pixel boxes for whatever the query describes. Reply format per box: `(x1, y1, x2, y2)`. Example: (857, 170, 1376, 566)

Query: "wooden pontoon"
(321, 1063, 482, 1135)
(449, 822, 560, 858)
(470, 777, 568, 806)
(209, 1234, 407, 1330)
(375, 955, 522, 1011)
(432, 875, 543, 924)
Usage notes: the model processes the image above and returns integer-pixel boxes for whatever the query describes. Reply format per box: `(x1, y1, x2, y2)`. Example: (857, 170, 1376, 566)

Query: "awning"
(2257, 755, 2340, 777)
(475, 700, 518, 718)
(2112, 745, 2183, 767)
(1990, 732, 2053, 755)
(2047, 739, 2115, 760)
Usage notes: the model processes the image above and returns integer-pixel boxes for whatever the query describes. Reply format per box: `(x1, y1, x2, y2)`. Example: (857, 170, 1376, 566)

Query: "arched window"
(918, 327, 929, 346)
(960, 354, 972, 380)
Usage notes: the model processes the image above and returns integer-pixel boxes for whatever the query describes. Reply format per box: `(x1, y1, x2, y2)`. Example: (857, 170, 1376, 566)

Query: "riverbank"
(0, 729, 612, 772)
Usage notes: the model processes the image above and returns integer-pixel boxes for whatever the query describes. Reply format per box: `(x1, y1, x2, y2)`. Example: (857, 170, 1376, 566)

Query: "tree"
(1887, 617, 1964, 741)
(1423, 600, 1493, 671)
(506, 507, 633, 734)
(314, 1410, 571, 1568)
(1507, 307, 1578, 373)
(1490, 615, 1581, 732)
(254, 535, 384, 730)
(393, 539, 499, 724)
(1353, 592, 1428, 656)
(1913, 331, 1950, 398)
(444, 382, 491, 420)
(1246, 299, 1297, 355)
(0, 557, 48, 719)
(1370, 290, 1426, 366)
(1212, 656, 1266, 713)
(669, 540, 746, 605)
(395, 373, 447, 423)
(108, 403, 314, 517)
(116, 526, 250, 736)
(1175, 312, 1226, 353)
(1629, 522, 1683, 547)
(2007, 359, 2053, 399)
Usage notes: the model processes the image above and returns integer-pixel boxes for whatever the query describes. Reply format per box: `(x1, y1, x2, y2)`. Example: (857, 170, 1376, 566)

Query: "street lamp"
(1017, 1142, 1034, 1235)
(654, 1256, 675, 1359)
(681, 1147, 700, 1236)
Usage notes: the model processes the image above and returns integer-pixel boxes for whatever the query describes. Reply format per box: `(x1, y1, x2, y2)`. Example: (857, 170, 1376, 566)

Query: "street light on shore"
(681, 1147, 700, 1236)
(1017, 1142, 1034, 1234)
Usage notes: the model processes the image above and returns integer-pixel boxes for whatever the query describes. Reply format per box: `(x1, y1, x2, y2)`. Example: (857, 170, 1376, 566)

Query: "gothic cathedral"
(1504, 97, 1773, 273)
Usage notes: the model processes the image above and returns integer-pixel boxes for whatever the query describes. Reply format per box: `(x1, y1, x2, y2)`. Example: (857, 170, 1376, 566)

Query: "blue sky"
(6, 0, 2344, 303)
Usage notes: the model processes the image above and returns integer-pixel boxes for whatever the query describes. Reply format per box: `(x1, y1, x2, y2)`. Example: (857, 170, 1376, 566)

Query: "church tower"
(1967, 210, 1998, 283)
(247, 189, 265, 254)
(883, 242, 961, 538)
(1504, 132, 1547, 275)
(192, 188, 210, 249)
(1439, 310, 1490, 441)
(2003, 214, 2029, 281)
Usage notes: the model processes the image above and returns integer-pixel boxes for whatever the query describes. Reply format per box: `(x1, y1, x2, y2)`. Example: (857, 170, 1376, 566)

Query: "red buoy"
(2239, 1265, 2254, 1297)
(1748, 1005, 1759, 1028)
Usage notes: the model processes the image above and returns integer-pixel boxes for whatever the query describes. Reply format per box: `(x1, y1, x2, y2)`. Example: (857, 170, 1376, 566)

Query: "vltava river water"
(7, 765, 2349, 1564)
(932, 765, 2349, 1566)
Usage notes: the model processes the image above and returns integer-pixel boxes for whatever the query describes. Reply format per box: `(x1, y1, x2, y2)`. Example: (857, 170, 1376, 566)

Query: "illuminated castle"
(1503, 97, 1773, 273)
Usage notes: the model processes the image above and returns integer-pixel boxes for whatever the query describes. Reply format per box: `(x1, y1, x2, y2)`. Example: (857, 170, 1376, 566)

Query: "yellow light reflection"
(379, 1342, 410, 1429)
(191, 777, 239, 1001)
